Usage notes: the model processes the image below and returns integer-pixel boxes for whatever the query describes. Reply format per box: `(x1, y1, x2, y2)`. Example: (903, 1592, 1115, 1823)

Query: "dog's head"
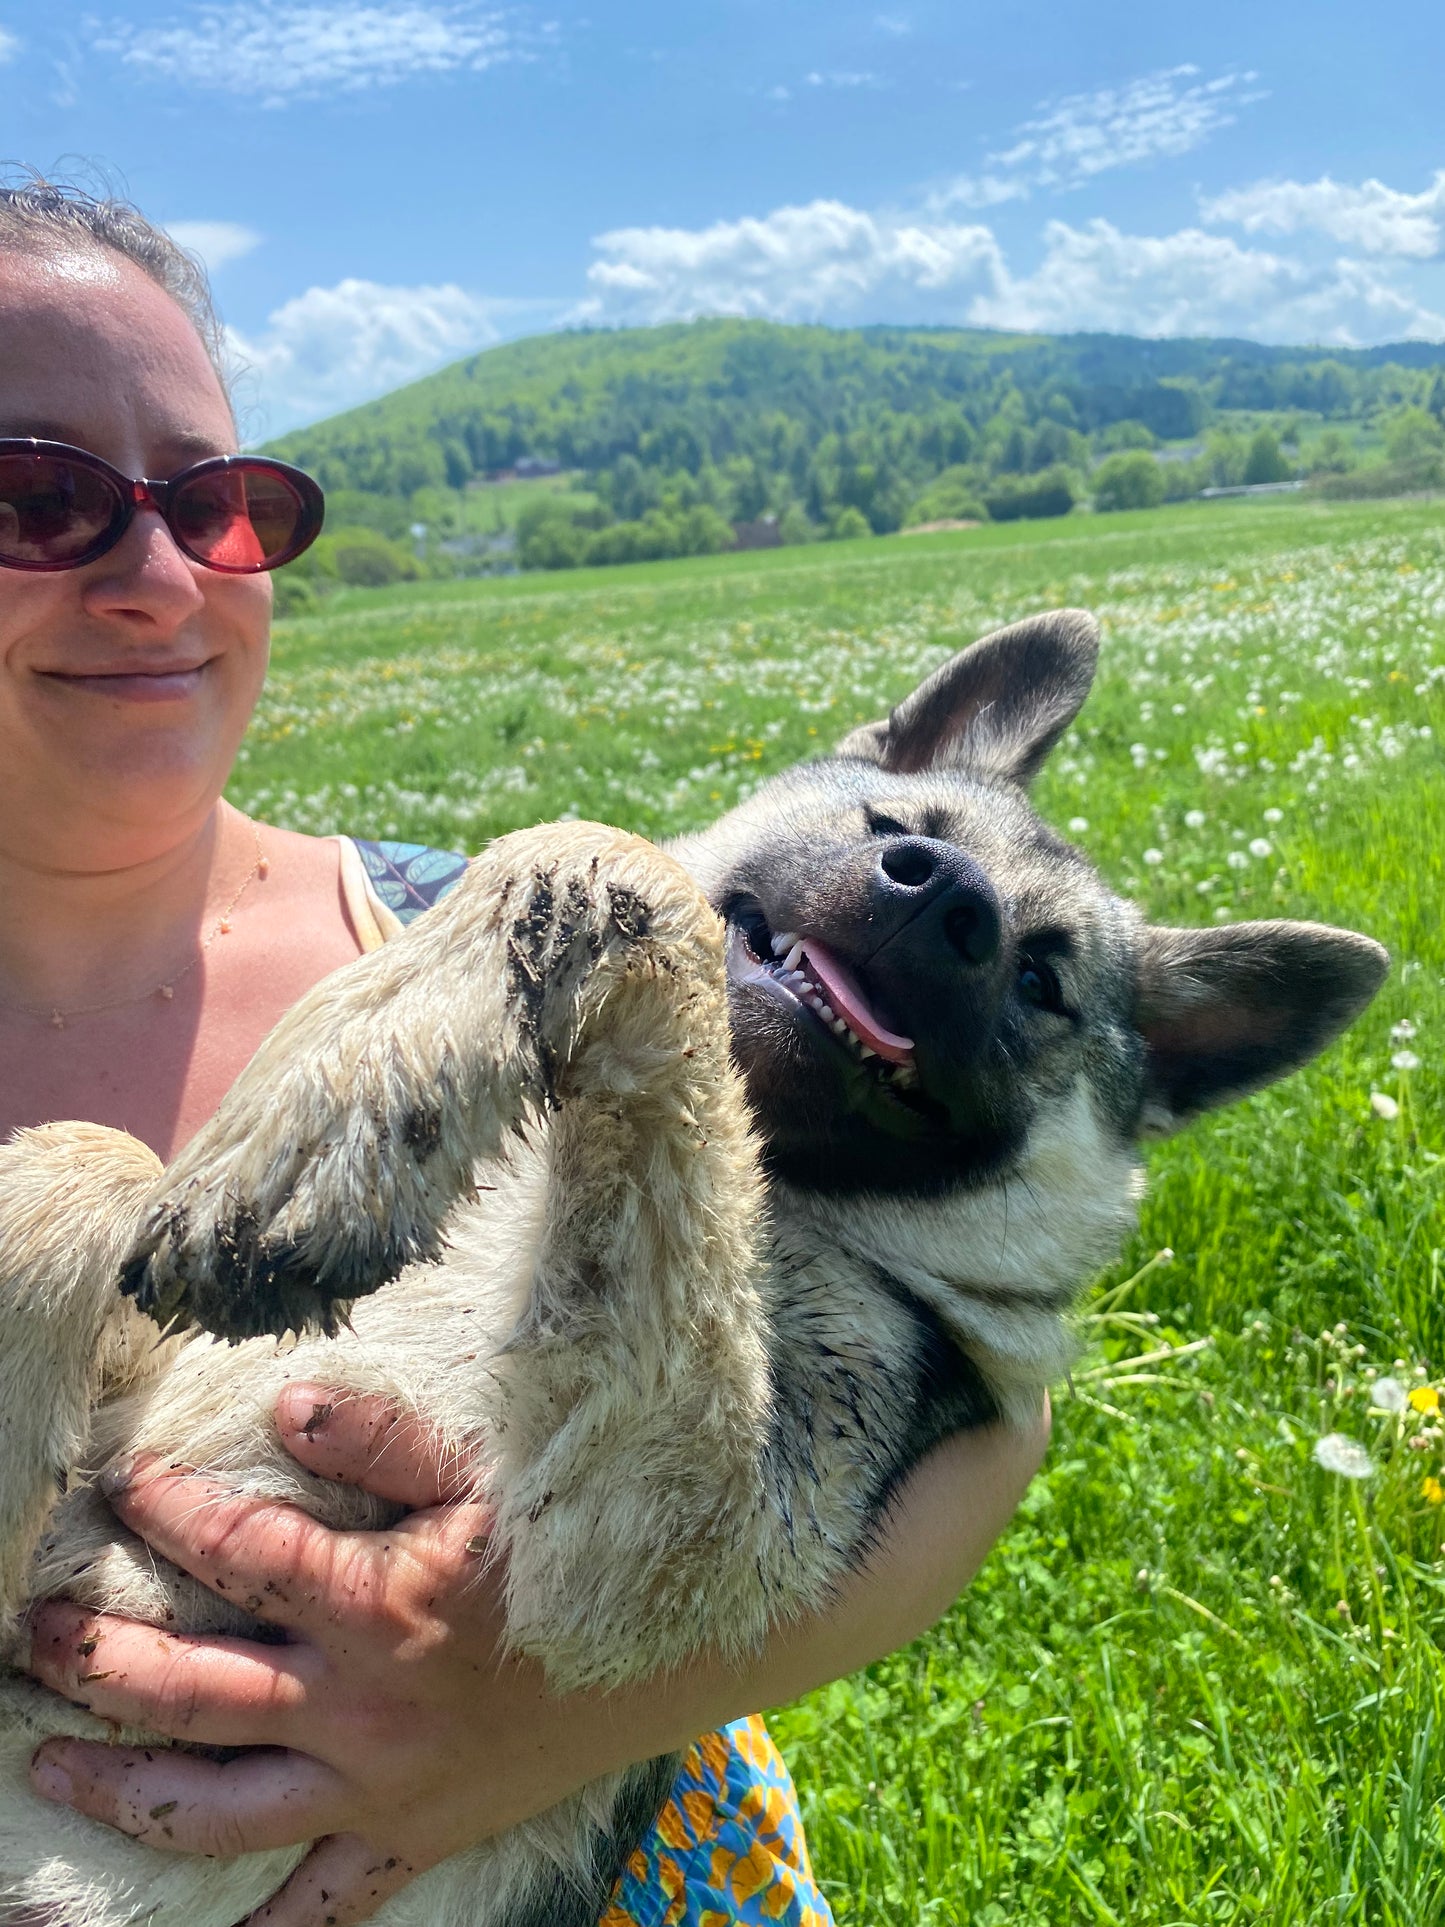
(672, 610, 1389, 1201)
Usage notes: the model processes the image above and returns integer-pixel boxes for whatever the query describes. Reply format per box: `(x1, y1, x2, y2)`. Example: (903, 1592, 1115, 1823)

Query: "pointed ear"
(1135, 920, 1389, 1135)
(835, 608, 1099, 785)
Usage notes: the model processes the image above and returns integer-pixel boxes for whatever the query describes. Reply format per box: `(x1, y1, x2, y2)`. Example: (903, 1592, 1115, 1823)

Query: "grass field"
(237, 495, 1445, 1924)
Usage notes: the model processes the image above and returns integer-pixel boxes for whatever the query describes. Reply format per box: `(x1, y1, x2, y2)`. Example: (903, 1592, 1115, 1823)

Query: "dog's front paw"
(120, 1036, 470, 1342)
(119, 1188, 379, 1343)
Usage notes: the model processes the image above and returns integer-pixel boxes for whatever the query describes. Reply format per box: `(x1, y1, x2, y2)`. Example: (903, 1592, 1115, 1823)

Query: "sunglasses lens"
(172, 464, 306, 570)
(0, 452, 124, 566)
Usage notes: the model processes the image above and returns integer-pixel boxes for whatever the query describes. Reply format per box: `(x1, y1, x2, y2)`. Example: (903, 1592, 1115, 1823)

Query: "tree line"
(263, 320, 1445, 595)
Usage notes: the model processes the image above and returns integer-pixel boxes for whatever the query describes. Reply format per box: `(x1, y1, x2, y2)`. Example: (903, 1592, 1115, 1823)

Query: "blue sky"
(4, 1, 1444, 436)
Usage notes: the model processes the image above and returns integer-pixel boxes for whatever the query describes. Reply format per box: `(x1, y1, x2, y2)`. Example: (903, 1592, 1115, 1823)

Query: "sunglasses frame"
(0, 438, 326, 575)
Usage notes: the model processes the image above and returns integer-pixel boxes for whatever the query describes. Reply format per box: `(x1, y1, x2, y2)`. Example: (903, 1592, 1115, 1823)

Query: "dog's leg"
(0, 1124, 165, 1643)
(120, 822, 749, 1342)
(484, 886, 772, 1691)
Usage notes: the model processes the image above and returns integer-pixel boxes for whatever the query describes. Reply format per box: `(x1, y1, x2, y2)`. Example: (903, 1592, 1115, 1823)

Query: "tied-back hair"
(0, 167, 228, 394)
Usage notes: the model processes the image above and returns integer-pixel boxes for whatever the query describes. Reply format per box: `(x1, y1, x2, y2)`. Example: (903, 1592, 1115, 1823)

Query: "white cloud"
(165, 221, 264, 274)
(804, 70, 881, 89)
(932, 65, 1264, 210)
(575, 194, 1445, 348)
(969, 218, 1445, 344)
(226, 278, 540, 434)
(581, 200, 1004, 326)
(935, 174, 1029, 211)
(873, 13, 911, 34)
(769, 68, 883, 102)
(98, 1, 520, 105)
(0, 28, 21, 63)
(1201, 172, 1445, 259)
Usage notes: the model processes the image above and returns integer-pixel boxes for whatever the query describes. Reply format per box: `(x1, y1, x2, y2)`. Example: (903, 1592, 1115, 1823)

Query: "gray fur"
(0, 610, 1387, 1926)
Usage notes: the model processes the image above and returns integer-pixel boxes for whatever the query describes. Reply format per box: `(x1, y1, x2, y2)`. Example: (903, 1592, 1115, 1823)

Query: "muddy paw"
(118, 1199, 382, 1341)
(118, 1084, 463, 1341)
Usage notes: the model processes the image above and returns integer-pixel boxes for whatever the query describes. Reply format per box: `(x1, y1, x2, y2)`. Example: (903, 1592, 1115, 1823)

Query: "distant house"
(732, 514, 783, 551)
(473, 455, 564, 486)
(1199, 481, 1306, 499)
(437, 530, 517, 558)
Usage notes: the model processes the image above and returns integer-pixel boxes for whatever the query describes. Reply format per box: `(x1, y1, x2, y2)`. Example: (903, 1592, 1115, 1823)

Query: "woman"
(0, 179, 1050, 1927)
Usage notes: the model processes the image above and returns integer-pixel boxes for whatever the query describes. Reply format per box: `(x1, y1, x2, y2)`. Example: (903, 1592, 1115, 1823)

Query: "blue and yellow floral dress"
(338, 837, 836, 1927)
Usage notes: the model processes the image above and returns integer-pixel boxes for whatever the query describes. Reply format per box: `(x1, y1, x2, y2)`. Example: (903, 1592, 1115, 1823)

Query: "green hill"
(261, 318, 1445, 591)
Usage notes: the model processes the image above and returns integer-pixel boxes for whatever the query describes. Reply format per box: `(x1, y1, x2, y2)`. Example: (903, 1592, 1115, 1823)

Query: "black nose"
(874, 837, 1001, 967)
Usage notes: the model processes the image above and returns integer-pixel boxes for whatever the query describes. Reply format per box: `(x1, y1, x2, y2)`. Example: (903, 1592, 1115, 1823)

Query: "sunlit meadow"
(234, 495, 1445, 1924)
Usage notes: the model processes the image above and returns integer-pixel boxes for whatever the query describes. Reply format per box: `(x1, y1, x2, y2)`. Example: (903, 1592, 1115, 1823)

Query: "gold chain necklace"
(1, 821, 270, 1031)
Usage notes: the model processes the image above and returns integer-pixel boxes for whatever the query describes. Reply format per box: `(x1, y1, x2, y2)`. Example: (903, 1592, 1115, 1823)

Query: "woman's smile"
(34, 657, 213, 703)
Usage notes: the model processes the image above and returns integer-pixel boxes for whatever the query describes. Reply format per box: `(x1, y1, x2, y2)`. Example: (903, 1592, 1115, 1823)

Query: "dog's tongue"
(800, 940, 915, 1065)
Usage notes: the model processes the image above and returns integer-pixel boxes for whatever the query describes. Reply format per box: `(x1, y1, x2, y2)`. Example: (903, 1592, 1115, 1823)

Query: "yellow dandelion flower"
(1410, 1386, 1442, 1417)
(1422, 1476, 1445, 1506)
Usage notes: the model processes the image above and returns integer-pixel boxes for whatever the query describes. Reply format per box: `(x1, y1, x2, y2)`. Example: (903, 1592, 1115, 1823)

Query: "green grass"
(239, 496, 1445, 1924)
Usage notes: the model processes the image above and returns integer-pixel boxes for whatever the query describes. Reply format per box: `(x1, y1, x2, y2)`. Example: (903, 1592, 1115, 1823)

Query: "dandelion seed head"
(1371, 1376, 1407, 1413)
(1369, 1091, 1400, 1120)
(1313, 1433, 1376, 1480)
(1392, 1050, 1421, 1072)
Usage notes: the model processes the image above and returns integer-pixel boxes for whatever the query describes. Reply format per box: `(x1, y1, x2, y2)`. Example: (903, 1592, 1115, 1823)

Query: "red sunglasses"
(0, 439, 326, 575)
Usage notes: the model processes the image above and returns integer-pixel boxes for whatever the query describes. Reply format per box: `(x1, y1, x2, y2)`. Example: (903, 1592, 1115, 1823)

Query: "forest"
(261, 318, 1445, 599)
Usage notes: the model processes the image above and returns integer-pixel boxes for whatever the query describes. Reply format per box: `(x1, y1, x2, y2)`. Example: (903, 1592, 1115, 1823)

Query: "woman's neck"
(0, 803, 256, 1015)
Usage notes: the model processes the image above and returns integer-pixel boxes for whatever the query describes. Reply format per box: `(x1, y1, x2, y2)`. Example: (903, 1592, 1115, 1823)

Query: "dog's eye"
(867, 814, 911, 838)
(1017, 958, 1068, 1015)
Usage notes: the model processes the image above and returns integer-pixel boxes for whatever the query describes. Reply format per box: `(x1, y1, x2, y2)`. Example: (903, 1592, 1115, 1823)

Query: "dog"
(0, 610, 1387, 1926)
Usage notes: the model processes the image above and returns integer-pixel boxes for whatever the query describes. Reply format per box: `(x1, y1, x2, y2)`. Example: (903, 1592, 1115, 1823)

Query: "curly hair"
(0, 169, 229, 397)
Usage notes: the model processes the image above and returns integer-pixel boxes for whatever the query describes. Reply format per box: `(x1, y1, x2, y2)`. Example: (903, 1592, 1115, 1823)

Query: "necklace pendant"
(49, 1010, 65, 1030)
(219, 918, 232, 934)
(159, 983, 175, 1001)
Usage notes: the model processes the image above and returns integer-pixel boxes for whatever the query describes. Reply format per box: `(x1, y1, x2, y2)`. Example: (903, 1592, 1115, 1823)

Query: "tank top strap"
(338, 837, 470, 951)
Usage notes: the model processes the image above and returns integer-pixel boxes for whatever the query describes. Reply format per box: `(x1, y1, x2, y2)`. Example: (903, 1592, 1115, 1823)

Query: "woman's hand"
(25, 1384, 1050, 1927)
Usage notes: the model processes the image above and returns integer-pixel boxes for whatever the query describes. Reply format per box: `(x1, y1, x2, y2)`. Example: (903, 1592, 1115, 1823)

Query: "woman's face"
(0, 246, 271, 870)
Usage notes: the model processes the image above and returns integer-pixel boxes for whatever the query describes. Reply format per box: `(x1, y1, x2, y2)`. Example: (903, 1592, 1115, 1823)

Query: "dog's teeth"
(831, 1019, 848, 1036)
(819, 1002, 836, 1024)
(859, 1045, 876, 1060)
(783, 940, 805, 973)
(807, 995, 824, 1012)
(771, 930, 799, 958)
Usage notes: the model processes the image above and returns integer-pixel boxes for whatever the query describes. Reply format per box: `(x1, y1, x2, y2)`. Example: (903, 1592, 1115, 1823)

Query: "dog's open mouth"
(726, 896, 921, 1092)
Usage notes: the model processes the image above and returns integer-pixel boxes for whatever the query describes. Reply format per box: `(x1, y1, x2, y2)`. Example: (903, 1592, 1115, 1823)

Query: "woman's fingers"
(100, 1457, 382, 1630)
(29, 1738, 348, 1856)
(274, 1385, 480, 1508)
(243, 1832, 421, 1927)
(26, 1601, 318, 1747)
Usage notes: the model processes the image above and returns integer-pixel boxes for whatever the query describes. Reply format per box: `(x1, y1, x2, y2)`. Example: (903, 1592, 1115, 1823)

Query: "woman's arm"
(26, 1383, 1050, 1927)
